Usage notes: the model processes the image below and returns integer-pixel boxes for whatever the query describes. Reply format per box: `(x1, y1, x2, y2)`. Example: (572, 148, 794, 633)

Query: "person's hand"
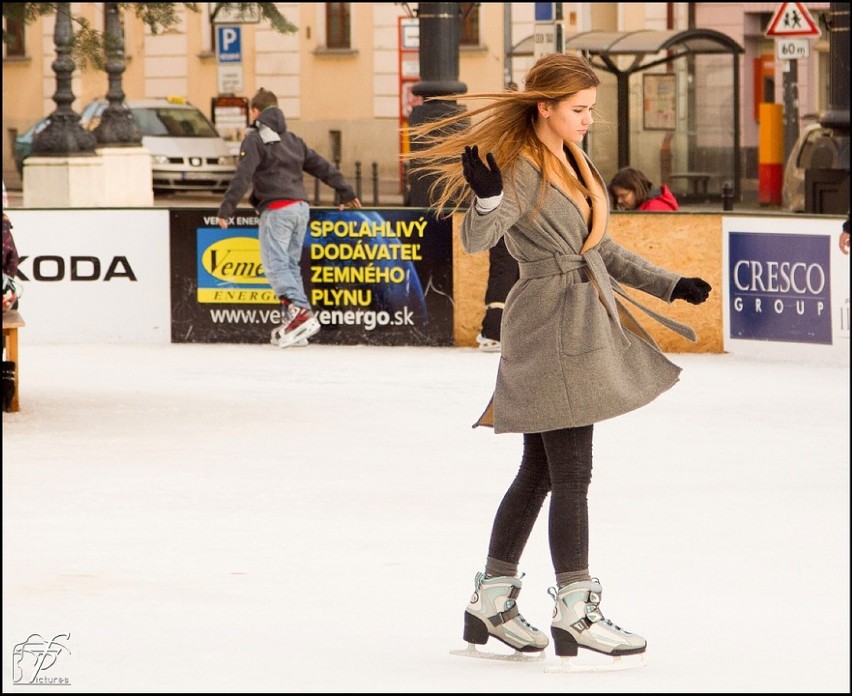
(672, 277, 712, 304)
(840, 230, 850, 255)
(339, 197, 362, 211)
(218, 217, 229, 229)
(461, 145, 502, 198)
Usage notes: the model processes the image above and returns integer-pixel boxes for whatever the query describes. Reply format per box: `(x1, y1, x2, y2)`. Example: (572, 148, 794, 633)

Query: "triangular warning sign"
(766, 2, 822, 38)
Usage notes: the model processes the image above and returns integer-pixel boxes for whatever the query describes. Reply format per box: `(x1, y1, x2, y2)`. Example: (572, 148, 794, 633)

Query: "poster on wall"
(643, 73, 676, 131)
(169, 208, 454, 346)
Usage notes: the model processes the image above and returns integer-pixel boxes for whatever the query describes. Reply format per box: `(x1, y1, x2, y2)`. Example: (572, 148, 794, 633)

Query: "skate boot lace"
(512, 604, 535, 630)
(549, 578, 628, 633)
(585, 581, 625, 632)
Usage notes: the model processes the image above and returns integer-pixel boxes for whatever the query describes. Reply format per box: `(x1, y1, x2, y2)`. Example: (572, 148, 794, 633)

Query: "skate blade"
(274, 319, 320, 348)
(269, 333, 307, 347)
(544, 652, 647, 673)
(450, 643, 545, 662)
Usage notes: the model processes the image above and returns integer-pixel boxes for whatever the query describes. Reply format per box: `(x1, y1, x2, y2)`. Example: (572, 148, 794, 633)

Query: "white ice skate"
(544, 579, 647, 673)
(450, 572, 548, 662)
(270, 304, 320, 348)
(475, 333, 501, 353)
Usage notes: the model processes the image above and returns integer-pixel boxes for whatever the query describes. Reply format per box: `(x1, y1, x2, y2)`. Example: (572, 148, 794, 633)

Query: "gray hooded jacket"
(218, 107, 356, 219)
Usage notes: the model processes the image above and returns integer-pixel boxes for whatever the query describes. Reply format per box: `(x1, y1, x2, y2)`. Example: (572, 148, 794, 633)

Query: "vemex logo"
(200, 236, 266, 285)
(196, 228, 276, 305)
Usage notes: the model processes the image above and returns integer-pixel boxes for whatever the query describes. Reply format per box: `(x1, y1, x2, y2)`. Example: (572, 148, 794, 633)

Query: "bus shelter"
(514, 29, 745, 199)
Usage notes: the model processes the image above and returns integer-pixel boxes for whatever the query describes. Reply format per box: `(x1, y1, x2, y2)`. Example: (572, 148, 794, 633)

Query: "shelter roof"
(511, 29, 743, 68)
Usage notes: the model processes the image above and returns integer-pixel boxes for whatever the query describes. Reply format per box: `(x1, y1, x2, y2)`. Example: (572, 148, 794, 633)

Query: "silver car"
(80, 97, 238, 193)
(782, 120, 847, 213)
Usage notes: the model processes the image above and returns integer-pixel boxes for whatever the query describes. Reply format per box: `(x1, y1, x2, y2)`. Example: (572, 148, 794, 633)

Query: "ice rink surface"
(3, 342, 849, 692)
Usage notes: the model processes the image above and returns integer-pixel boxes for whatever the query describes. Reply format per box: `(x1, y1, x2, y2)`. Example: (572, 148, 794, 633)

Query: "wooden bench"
(3, 309, 25, 412)
(669, 172, 712, 198)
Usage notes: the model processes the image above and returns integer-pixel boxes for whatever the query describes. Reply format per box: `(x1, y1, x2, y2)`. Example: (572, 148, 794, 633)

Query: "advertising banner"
(728, 231, 831, 344)
(723, 215, 848, 362)
(7, 209, 171, 344)
(170, 208, 454, 345)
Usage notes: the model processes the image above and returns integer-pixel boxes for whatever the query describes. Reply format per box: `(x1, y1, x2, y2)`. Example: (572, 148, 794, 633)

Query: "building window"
(3, 13, 26, 57)
(460, 3, 480, 46)
(326, 3, 351, 49)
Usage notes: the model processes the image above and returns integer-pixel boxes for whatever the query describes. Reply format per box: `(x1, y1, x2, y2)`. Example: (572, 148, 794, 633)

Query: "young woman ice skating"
(408, 52, 711, 670)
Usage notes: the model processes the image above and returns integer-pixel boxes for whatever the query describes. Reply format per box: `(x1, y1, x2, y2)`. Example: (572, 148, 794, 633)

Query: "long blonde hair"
(405, 52, 601, 217)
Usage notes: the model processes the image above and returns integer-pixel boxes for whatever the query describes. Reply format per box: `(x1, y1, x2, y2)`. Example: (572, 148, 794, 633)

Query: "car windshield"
(131, 107, 219, 138)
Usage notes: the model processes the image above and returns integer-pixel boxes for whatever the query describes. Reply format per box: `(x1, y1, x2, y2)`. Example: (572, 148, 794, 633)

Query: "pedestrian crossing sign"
(766, 2, 822, 38)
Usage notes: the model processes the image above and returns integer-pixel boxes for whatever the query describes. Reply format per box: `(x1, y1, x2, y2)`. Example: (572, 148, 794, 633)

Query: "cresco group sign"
(723, 215, 848, 362)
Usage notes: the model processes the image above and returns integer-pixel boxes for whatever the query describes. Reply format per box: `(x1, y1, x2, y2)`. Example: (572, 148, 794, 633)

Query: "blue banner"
(728, 231, 832, 344)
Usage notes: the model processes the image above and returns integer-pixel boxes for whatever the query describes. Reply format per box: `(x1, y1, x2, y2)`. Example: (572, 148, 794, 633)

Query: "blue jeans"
(259, 201, 311, 308)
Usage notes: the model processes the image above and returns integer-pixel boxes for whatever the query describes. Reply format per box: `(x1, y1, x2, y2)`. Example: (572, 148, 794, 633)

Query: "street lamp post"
(407, 2, 468, 207)
(819, 1, 850, 137)
(93, 2, 142, 146)
(805, 2, 849, 213)
(31, 3, 97, 159)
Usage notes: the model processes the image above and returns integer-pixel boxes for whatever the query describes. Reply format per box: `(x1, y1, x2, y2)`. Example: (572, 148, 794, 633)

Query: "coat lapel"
(565, 142, 608, 254)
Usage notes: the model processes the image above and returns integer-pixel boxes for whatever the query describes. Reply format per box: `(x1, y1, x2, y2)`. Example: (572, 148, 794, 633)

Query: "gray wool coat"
(461, 143, 696, 434)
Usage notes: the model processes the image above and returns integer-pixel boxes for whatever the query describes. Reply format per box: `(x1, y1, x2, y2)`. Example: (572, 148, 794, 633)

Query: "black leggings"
(487, 426, 594, 574)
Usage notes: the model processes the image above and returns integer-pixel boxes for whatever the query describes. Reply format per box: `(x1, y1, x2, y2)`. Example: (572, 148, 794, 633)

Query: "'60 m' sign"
(776, 38, 810, 60)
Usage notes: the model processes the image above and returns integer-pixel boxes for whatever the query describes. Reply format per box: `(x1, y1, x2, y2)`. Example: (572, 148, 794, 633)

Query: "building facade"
(2, 3, 832, 202)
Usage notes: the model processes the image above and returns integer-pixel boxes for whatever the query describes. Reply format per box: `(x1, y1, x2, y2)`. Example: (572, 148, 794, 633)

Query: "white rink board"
(8, 209, 171, 344)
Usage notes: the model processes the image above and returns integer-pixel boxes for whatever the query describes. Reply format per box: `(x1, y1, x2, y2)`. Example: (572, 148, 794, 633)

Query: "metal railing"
(312, 161, 409, 207)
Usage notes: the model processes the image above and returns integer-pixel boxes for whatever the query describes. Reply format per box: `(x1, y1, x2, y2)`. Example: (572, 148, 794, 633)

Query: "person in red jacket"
(609, 167, 679, 211)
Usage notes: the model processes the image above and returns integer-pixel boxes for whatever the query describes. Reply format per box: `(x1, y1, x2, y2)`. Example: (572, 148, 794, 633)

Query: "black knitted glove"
(672, 277, 712, 305)
(461, 145, 503, 199)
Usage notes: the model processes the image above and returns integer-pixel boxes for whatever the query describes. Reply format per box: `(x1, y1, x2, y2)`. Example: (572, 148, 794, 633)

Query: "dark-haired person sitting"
(609, 167, 679, 211)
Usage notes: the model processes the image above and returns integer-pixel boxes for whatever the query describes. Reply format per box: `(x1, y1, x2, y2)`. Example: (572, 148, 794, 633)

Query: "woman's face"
(537, 86, 597, 145)
(611, 186, 638, 210)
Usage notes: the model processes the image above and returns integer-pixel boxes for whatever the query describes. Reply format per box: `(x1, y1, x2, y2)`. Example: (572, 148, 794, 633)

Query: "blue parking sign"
(217, 26, 241, 63)
(535, 2, 555, 21)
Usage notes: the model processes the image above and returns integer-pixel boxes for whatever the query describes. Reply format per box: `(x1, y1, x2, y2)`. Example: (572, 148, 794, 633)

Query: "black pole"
(617, 70, 630, 169)
(819, 3, 850, 147)
(407, 2, 468, 207)
(782, 58, 799, 164)
(31, 3, 97, 158)
(805, 3, 849, 213)
(733, 51, 742, 200)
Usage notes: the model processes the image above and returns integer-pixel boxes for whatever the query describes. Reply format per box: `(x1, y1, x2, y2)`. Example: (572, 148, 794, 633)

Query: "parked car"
(15, 97, 238, 194)
(783, 120, 848, 213)
(13, 116, 51, 176)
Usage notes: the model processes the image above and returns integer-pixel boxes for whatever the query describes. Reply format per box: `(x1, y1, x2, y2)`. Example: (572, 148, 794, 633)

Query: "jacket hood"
(255, 107, 287, 135)
(639, 184, 679, 211)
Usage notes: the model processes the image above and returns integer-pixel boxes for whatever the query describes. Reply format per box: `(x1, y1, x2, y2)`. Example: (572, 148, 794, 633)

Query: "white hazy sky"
(3, 342, 850, 693)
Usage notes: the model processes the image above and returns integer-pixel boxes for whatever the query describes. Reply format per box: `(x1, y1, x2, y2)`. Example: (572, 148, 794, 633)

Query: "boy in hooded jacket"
(218, 88, 361, 348)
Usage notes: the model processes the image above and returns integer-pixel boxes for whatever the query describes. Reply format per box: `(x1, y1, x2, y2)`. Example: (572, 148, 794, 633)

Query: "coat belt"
(518, 253, 585, 279)
(517, 251, 696, 344)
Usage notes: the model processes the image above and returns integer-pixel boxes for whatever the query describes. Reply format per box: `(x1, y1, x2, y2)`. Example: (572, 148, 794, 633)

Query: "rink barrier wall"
(453, 211, 725, 354)
(455, 210, 848, 363)
(5, 207, 848, 362)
